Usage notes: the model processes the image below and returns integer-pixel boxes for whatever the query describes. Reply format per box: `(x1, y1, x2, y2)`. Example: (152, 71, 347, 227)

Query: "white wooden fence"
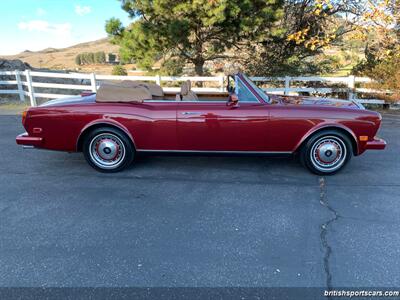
(0, 70, 391, 107)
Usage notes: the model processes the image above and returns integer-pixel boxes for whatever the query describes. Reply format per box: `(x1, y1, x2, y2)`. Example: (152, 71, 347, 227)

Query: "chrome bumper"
(365, 137, 386, 150)
(16, 132, 43, 147)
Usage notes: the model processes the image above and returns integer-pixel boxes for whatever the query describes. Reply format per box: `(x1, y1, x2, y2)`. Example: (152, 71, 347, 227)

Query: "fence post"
(348, 75, 355, 100)
(155, 74, 161, 86)
(24, 69, 36, 107)
(90, 73, 97, 92)
(219, 76, 225, 92)
(15, 70, 25, 102)
(284, 76, 290, 95)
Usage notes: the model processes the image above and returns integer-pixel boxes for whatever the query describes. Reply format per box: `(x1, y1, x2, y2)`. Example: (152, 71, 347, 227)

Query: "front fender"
(293, 123, 359, 155)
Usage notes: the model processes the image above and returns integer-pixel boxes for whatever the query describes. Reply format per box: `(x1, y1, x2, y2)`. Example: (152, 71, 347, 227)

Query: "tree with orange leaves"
(352, 0, 400, 101)
(242, 0, 363, 75)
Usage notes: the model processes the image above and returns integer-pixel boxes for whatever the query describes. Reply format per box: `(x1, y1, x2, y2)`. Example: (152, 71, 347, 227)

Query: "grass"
(0, 101, 29, 115)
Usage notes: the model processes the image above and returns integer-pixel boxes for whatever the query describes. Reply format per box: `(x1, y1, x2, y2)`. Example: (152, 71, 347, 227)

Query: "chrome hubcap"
(89, 133, 125, 169)
(310, 136, 346, 172)
(317, 142, 339, 164)
(97, 139, 118, 160)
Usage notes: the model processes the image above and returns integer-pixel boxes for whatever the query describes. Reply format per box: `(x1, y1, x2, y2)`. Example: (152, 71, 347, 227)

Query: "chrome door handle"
(181, 112, 203, 115)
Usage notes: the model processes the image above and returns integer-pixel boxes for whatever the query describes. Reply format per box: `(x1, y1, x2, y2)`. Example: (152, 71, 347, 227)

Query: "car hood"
(269, 94, 364, 109)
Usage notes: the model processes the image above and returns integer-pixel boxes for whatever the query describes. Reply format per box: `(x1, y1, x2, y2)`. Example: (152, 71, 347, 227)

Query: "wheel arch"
(295, 125, 358, 156)
(76, 120, 136, 152)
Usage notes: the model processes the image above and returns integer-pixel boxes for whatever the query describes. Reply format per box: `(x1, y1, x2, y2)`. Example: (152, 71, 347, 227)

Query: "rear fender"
(76, 119, 136, 151)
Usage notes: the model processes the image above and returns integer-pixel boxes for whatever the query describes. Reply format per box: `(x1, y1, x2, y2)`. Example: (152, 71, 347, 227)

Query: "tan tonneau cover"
(96, 81, 164, 103)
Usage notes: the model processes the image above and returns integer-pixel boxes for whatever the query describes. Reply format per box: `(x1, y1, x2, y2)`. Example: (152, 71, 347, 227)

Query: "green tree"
(94, 51, 106, 64)
(88, 52, 95, 64)
(75, 54, 82, 65)
(112, 65, 127, 75)
(81, 52, 94, 64)
(94, 52, 99, 64)
(160, 58, 185, 76)
(351, 0, 400, 102)
(106, 0, 284, 75)
(81, 52, 89, 65)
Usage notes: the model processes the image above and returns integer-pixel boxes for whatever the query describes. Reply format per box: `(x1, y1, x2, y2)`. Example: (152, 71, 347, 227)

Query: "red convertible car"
(16, 73, 386, 175)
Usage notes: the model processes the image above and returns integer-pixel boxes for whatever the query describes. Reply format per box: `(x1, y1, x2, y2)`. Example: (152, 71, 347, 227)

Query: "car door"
(177, 101, 269, 151)
(176, 74, 272, 153)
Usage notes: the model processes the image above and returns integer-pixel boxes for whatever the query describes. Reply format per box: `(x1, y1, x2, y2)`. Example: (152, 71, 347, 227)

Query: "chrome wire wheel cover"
(310, 136, 347, 172)
(89, 133, 126, 169)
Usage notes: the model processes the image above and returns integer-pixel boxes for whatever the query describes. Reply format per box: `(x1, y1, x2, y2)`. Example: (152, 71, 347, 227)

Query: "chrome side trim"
(137, 149, 293, 154)
(181, 111, 204, 115)
(143, 100, 226, 103)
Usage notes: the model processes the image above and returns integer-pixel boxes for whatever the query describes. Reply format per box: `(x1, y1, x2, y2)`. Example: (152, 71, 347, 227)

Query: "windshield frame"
(236, 73, 270, 104)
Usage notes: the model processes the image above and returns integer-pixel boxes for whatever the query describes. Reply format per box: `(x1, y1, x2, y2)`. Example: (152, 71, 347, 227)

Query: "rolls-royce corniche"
(16, 73, 386, 175)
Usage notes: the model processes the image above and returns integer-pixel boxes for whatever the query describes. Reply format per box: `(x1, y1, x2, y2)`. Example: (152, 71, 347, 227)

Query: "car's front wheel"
(300, 130, 352, 175)
(83, 127, 134, 172)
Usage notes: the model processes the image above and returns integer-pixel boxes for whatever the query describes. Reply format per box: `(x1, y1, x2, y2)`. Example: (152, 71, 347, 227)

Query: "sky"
(0, 0, 132, 55)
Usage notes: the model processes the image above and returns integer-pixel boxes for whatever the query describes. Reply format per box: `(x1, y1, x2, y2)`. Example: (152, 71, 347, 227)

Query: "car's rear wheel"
(83, 127, 134, 172)
(300, 130, 352, 175)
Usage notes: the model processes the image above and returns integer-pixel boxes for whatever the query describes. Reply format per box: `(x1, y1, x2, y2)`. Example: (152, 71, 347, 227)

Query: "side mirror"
(226, 75, 235, 93)
(227, 93, 239, 108)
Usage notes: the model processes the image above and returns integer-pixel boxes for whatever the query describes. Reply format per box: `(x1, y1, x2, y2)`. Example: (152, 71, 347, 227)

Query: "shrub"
(80, 52, 88, 64)
(81, 52, 94, 64)
(367, 56, 400, 103)
(112, 65, 127, 76)
(353, 47, 400, 103)
(87, 52, 95, 64)
(75, 54, 82, 65)
(94, 51, 106, 64)
(75, 52, 108, 65)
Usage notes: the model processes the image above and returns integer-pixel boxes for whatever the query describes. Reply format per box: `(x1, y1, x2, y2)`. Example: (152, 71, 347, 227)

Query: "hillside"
(0, 35, 366, 76)
(0, 38, 120, 74)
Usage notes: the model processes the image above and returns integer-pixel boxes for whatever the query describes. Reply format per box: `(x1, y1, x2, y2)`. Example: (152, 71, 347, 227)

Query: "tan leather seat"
(96, 82, 152, 103)
(176, 80, 198, 101)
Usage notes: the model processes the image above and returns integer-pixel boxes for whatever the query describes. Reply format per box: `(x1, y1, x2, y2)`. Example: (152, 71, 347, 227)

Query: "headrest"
(180, 80, 191, 95)
(96, 82, 152, 103)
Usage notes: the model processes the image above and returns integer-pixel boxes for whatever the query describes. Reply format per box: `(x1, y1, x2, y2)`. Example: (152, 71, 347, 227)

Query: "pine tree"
(105, 0, 284, 75)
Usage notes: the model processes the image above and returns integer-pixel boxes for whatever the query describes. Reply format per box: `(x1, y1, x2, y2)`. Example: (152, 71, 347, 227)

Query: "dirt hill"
(0, 38, 120, 74)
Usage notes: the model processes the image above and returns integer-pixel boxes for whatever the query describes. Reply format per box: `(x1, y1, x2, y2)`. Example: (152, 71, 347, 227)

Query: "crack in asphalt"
(319, 177, 341, 294)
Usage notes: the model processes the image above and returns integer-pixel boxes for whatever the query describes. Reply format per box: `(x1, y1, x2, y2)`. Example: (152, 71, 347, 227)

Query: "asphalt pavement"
(0, 112, 399, 298)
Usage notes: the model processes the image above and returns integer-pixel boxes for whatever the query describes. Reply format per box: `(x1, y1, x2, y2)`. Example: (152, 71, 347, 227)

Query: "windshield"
(236, 77, 259, 102)
(238, 74, 270, 103)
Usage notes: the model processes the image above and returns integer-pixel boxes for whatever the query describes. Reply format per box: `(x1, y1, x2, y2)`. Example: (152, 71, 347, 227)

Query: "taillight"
(22, 110, 28, 126)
